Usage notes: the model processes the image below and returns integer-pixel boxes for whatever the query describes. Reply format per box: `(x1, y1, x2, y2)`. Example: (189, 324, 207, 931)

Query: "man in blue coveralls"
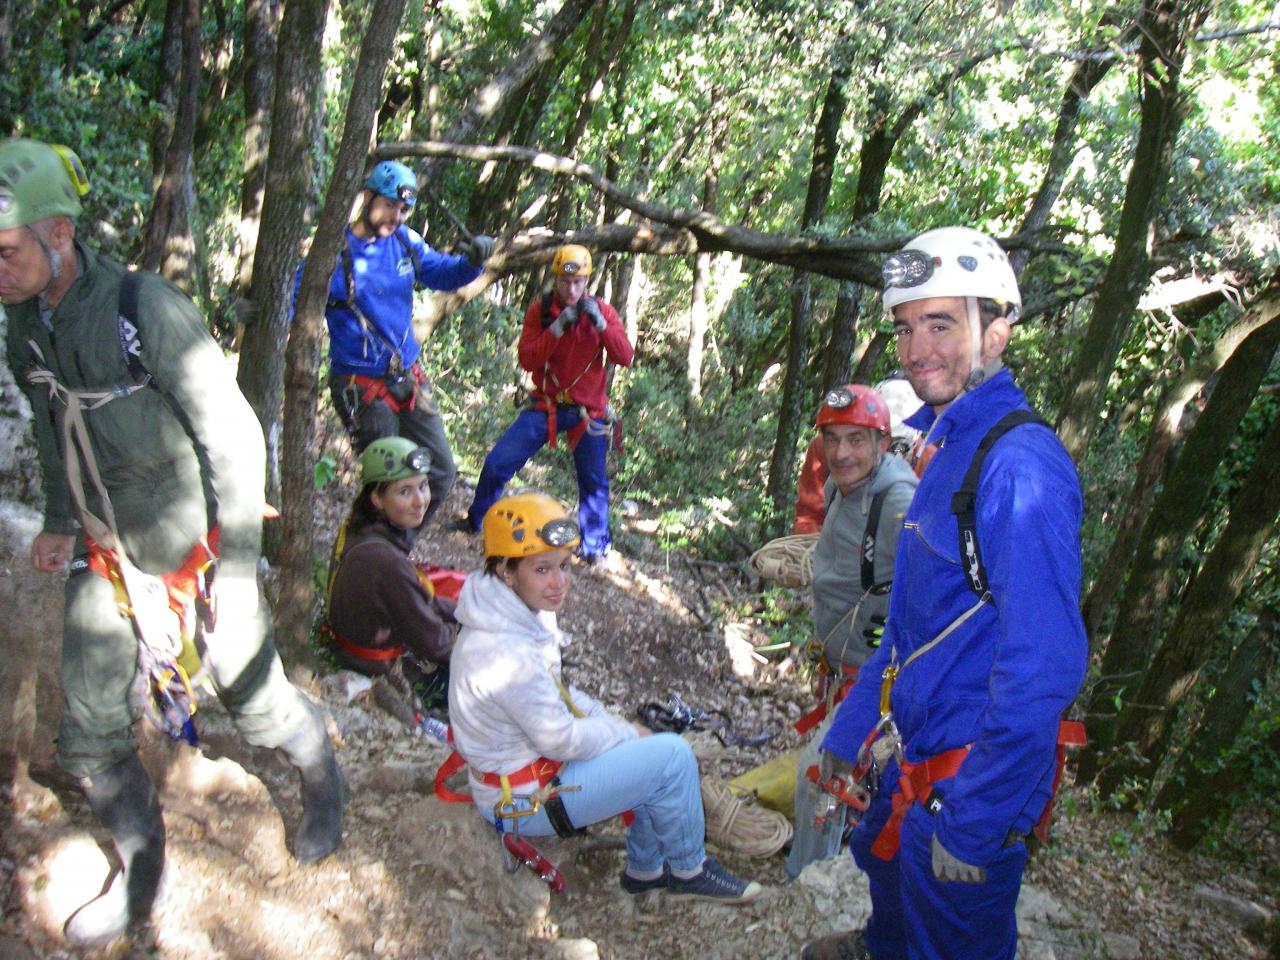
(317, 160, 493, 522)
(801, 227, 1087, 960)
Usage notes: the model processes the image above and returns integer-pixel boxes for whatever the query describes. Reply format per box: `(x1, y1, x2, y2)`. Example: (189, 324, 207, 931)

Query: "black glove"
(465, 234, 494, 267)
(863, 614, 886, 647)
(549, 304, 580, 337)
(580, 296, 606, 331)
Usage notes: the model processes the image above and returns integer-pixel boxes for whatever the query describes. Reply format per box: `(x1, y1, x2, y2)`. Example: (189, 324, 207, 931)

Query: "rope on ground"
(748, 533, 818, 589)
(701, 778, 793, 859)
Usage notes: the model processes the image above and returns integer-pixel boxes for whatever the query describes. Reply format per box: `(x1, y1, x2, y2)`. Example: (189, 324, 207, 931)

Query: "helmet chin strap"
(962, 295, 986, 392)
(29, 224, 66, 310)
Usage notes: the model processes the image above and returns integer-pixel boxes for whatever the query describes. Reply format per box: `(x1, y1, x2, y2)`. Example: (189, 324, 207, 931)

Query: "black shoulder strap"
(952, 409, 1048, 598)
(394, 226, 424, 291)
(538, 291, 555, 328)
(860, 487, 889, 592)
(116, 271, 151, 386)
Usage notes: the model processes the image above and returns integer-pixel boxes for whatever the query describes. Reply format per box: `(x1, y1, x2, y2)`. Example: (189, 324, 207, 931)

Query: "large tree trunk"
(138, 0, 201, 290)
(821, 281, 862, 389)
(236, 0, 331, 510)
(1055, 0, 1211, 461)
(1083, 283, 1280, 638)
(278, 0, 411, 655)
(1160, 607, 1278, 847)
(417, 0, 601, 188)
(687, 111, 724, 407)
(232, 0, 281, 303)
(1096, 410, 1280, 799)
(1078, 310, 1280, 780)
(764, 61, 848, 533)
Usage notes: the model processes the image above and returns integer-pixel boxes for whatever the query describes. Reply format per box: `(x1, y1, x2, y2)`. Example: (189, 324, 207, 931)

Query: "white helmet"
(881, 226, 1020, 320)
(872, 376, 924, 445)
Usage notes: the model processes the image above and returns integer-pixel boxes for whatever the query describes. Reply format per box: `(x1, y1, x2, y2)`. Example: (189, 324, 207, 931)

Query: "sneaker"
(619, 868, 669, 895)
(668, 857, 762, 904)
(800, 929, 872, 960)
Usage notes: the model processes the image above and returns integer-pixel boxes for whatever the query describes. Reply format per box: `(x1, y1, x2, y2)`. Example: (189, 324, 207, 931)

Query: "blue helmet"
(363, 160, 417, 207)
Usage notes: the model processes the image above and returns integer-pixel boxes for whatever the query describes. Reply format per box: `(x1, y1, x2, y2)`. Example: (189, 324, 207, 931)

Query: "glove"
(931, 834, 986, 883)
(580, 296, 606, 331)
(549, 304, 580, 337)
(465, 234, 494, 266)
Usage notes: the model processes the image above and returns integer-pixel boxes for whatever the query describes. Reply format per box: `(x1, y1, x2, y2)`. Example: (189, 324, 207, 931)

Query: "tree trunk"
(1010, 18, 1122, 273)
(138, 0, 201, 291)
(1079, 310, 1280, 780)
(236, 0, 330, 510)
(1096, 409, 1280, 799)
(1161, 608, 1278, 847)
(852, 330, 891, 384)
(687, 110, 724, 407)
(1083, 281, 1280, 638)
(1055, 0, 1211, 461)
(417, 0, 601, 188)
(232, 0, 281, 302)
(764, 61, 849, 532)
(278, 0, 410, 655)
(821, 281, 862, 389)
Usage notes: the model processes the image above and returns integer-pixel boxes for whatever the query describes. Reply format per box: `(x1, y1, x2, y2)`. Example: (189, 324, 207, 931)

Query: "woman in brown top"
(325, 437, 457, 686)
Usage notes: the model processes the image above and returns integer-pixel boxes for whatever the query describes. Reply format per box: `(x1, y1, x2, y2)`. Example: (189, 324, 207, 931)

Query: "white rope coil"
(701, 778, 793, 859)
(748, 534, 819, 588)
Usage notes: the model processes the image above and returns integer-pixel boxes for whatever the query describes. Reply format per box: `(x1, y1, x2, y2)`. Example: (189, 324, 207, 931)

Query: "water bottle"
(417, 714, 450, 743)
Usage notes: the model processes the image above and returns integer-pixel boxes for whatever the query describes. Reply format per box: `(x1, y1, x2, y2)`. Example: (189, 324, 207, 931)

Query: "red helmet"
(815, 384, 891, 434)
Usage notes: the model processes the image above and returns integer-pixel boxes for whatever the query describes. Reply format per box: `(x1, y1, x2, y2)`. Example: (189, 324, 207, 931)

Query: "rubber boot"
(64, 754, 167, 947)
(281, 701, 347, 864)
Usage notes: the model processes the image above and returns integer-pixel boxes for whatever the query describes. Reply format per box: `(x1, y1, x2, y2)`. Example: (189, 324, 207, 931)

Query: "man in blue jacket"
(319, 160, 493, 521)
(802, 227, 1087, 960)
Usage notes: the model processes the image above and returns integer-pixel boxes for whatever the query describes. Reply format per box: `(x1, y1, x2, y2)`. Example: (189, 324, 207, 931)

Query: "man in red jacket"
(462, 245, 633, 562)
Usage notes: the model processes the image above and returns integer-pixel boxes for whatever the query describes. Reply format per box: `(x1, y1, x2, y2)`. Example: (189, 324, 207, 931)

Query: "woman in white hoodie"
(448, 492, 761, 904)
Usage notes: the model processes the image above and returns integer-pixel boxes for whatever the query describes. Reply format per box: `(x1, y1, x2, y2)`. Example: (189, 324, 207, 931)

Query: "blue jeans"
(491, 733, 705, 875)
(850, 790, 1028, 960)
(467, 407, 612, 557)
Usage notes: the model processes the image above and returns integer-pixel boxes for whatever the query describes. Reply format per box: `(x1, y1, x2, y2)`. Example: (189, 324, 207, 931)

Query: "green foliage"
(313, 454, 339, 490)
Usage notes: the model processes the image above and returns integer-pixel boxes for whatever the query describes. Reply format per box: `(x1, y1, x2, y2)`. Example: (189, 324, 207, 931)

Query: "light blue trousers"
(493, 732, 706, 874)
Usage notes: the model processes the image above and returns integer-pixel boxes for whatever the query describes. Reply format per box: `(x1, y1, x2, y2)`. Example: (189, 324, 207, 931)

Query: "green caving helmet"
(359, 436, 430, 486)
(0, 139, 89, 231)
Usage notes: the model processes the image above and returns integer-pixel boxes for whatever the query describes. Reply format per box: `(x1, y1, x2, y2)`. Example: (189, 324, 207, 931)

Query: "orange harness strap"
(870, 719, 1086, 861)
(794, 663, 860, 735)
(434, 750, 564, 804)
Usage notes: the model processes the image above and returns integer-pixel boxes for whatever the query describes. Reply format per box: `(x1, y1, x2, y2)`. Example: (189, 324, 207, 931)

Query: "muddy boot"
(64, 754, 167, 947)
(281, 701, 347, 864)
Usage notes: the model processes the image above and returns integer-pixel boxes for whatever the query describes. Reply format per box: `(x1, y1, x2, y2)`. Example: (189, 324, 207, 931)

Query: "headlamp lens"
(824, 387, 854, 409)
(404, 448, 429, 473)
(882, 249, 934, 289)
(562, 261, 583, 275)
(397, 184, 417, 204)
(538, 517, 581, 548)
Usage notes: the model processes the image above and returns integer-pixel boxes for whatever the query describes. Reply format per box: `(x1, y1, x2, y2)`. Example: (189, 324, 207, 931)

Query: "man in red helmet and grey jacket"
(785, 384, 917, 880)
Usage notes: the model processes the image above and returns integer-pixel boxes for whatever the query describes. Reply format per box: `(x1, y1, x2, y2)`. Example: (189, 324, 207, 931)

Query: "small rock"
(1101, 931, 1142, 960)
(549, 938, 600, 960)
(1192, 884, 1274, 937)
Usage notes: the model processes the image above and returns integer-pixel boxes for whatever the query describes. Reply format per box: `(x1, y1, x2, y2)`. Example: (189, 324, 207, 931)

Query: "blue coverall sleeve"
(822, 639, 894, 764)
(407, 231, 483, 292)
(934, 437, 1087, 864)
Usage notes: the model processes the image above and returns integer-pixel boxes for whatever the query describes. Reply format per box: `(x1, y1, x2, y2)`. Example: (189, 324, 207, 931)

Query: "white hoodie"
(447, 571, 637, 814)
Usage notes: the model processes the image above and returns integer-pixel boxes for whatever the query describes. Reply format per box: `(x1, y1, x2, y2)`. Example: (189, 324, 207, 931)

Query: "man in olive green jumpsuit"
(0, 138, 345, 947)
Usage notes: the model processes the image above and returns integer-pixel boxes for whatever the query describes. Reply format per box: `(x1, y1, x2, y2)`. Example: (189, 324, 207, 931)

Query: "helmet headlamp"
(823, 387, 855, 410)
(882, 249, 936, 290)
(538, 517, 582, 549)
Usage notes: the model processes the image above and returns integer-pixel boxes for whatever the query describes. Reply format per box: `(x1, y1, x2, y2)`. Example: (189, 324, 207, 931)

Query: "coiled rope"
(701, 778, 793, 859)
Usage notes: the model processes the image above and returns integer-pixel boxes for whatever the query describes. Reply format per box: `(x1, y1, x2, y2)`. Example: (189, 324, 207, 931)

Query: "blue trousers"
(492, 733, 705, 874)
(850, 793, 1027, 960)
(468, 407, 612, 557)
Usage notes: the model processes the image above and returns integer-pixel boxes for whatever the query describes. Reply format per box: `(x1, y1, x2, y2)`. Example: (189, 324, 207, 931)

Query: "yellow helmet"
(483, 492, 581, 559)
(550, 244, 592, 277)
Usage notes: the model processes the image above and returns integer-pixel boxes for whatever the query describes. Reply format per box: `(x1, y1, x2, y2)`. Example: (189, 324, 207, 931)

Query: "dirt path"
(2, 487, 1275, 960)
